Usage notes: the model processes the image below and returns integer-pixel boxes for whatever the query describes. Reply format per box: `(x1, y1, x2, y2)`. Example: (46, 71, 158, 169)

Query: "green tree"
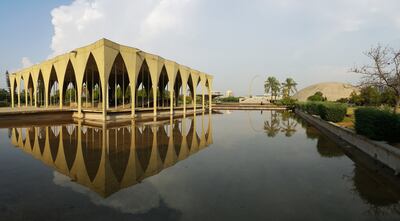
(352, 45, 400, 113)
(359, 86, 380, 106)
(65, 88, 76, 103)
(380, 87, 397, 107)
(281, 78, 297, 97)
(307, 91, 327, 102)
(349, 91, 363, 105)
(264, 76, 280, 101)
(264, 111, 280, 137)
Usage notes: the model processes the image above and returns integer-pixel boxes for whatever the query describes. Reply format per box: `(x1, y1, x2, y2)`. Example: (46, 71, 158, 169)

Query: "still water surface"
(0, 111, 399, 221)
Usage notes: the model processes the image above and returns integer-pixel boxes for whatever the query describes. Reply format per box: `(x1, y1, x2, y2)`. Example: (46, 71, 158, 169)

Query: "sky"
(1, 0, 400, 96)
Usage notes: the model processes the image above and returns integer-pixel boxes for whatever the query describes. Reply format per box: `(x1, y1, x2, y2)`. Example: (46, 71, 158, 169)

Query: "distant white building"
(226, 90, 233, 97)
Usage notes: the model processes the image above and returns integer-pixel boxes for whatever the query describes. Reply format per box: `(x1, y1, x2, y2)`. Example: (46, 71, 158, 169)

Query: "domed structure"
(293, 82, 358, 101)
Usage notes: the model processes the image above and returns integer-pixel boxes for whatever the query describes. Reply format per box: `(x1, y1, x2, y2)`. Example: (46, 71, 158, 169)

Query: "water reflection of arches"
(9, 114, 213, 197)
(62, 125, 78, 171)
(81, 126, 103, 182)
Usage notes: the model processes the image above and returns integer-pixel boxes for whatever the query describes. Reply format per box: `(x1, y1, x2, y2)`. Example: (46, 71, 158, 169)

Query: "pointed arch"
(135, 125, 153, 172)
(27, 74, 34, 106)
(12, 78, 18, 107)
(135, 60, 154, 108)
(81, 127, 102, 182)
(49, 126, 60, 162)
(62, 125, 78, 171)
(82, 53, 102, 110)
(108, 53, 130, 109)
(109, 127, 131, 183)
(157, 66, 170, 108)
(48, 66, 60, 107)
(173, 120, 183, 156)
(173, 71, 183, 107)
(19, 77, 25, 106)
(157, 125, 169, 163)
(38, 127, 46, 155)
(28, 127, 35, 150)
(62, 60, 78, 108)
(187, 74, 195, 106)
(37, 71, 45, 107)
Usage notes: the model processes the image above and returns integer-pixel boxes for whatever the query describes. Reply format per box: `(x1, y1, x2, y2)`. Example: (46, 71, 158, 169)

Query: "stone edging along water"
(295, 109, 400, 175)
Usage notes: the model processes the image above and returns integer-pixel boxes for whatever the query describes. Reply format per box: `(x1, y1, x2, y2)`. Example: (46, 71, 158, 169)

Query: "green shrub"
(0, 101, 9, 107)
(354, 108, 400, 142)
(296, 101, 347, 122)
(219, 96, 240, 103)
(305, 102, 323, 115)
(307, 91, 327, 102)
(318, 103, 347, 122)
(277, 97, 297, 109)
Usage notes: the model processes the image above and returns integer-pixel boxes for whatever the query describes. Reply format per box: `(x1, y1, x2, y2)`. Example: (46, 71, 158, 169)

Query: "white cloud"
(50, 0, 196, 57)
(48, 0, 400, 95)
(21, 57, 33, 68)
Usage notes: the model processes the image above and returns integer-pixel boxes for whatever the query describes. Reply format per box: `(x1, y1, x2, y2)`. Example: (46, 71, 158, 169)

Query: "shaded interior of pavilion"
(12, 53, 212, 113)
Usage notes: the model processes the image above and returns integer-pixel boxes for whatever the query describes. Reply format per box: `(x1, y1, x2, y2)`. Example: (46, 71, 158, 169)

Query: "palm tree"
(264, 76, 280, 101)
(281, 78, 297, 97)
(264, 110, 280, 137)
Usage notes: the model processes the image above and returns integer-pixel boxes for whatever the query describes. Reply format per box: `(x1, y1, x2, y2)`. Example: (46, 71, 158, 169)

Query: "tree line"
(264, 77, 297, 101)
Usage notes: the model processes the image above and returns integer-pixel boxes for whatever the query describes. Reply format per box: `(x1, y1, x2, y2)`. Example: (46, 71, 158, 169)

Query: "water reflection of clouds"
(53, 171, 161, 215)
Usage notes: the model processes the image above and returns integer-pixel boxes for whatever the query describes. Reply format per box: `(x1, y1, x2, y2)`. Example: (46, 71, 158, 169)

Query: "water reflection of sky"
(1, 111, 400, 221)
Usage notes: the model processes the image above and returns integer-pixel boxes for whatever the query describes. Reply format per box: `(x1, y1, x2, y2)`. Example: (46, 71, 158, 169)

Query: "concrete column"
(34, 85, 37, 108)
(208, 87, 212, 112)
(59, 88, 63, 110)
(45, 85, 49, 108)
(169, 88, 174, 115)
(102, 80, 107, 121)
(153, 85, 157, 117)
(202, 85, 205, 112)
(77, 82, 82, 117)
(17, 84, 21, 108)
(183, 85, 187, 117)
(25, 87, 28, 107)
(11, 84, 15, 108)
(131, 83, 135, 119)
(193, 86, 196, 113)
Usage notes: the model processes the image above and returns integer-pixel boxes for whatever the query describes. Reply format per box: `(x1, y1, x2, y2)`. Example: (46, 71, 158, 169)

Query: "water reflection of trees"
(304, 123, 400, 217)
(352, 164, 400, 217)
(262, 111, 298, 137)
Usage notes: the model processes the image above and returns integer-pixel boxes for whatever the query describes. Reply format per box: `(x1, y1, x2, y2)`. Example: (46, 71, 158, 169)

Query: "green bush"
(0, 101, 9, 107)
(277, 97, 297, 109)
(354, 108, 400, 142)
(219, 96, 240, 103)
(318, 103, 347, 122)
(305, 102, 323, 115)
(296, 101, 347, 122)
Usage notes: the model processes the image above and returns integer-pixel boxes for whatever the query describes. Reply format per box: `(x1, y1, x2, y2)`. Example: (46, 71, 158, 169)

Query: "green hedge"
(0, 101, 9, 107)
(319, 103, 347, 122)
(296, 102, 347, 123)
(354, 108, 400, 142)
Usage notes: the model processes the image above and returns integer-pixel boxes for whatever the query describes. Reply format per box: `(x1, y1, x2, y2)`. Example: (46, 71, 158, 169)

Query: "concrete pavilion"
(8, 39, 213, 121)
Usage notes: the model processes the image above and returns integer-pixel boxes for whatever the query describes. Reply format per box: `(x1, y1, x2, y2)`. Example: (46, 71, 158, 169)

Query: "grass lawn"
(336, 107, 356, 129)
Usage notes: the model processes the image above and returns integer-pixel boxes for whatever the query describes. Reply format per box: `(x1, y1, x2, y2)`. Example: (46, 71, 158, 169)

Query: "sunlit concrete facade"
(9, 114, 213, 197)
(9, 39, 213, 121)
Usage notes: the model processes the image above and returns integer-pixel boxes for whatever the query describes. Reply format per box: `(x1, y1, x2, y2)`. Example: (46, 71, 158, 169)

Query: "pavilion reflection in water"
(9, 114, 213, 198)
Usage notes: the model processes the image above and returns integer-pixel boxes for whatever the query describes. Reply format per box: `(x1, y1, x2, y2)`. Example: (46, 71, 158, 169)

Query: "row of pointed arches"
(11, 53, 211, 111)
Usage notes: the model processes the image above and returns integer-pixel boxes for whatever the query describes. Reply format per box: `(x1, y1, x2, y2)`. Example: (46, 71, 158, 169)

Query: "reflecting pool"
(0, 111, 399, 221)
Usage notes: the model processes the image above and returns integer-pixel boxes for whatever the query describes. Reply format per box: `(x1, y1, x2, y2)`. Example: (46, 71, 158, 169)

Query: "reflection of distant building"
(10, 114, 213, 198)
